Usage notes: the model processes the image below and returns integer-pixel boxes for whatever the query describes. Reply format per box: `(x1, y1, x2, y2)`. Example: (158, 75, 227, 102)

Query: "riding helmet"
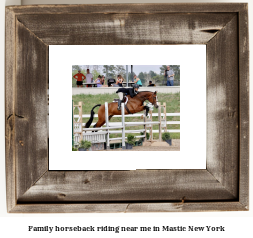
(133, 84, 139, 89)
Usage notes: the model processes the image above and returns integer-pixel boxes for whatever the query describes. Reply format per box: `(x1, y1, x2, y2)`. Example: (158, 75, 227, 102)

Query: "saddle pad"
(113, 97, 128, 105)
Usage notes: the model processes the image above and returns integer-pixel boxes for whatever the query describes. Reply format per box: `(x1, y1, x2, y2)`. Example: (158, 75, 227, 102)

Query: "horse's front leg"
(144, 105, 149, 116)
(136, 105, 149, 116)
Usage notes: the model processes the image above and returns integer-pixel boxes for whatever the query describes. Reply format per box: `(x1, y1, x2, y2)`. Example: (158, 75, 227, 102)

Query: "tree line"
(72, 65, 180, 86)
(72, 65, 127, 82)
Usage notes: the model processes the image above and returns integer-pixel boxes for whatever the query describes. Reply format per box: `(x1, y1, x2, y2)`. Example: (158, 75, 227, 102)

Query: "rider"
(116, 84, 139, 110)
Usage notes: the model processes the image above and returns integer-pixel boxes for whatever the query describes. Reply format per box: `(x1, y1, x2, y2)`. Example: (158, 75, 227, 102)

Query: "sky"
(127, 65, 162, 75)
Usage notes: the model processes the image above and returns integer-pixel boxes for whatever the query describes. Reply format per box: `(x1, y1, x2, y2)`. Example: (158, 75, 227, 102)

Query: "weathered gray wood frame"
(5, 4, 249, 213)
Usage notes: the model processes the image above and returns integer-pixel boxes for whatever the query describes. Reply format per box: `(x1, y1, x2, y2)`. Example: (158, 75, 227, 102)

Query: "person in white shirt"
(164, 65, 175, 86)
(85, 69, 93, 87)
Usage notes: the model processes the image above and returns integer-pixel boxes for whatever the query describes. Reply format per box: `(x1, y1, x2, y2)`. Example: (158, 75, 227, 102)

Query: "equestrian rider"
(116, 84, 140, 110)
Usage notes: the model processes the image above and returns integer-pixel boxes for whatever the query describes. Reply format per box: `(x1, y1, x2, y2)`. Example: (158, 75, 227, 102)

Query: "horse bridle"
(150, 93, 158, 106)
(152, 94, 158, 104)
(137, 93, 157, 106)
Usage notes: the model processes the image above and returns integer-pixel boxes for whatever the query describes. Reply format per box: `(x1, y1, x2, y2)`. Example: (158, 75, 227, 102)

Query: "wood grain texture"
(5, 3, 249, 213)
(15, 20, 48, 200)
(126, 202, 247, 213)
(10, 202, 247, 213)
(206, 16, 239, 198)
(7, 3, 246, 15)
(16, 13, 235, 45)
(18, 170, 236, 202)
(238, 4, 249, 208)
(5, 7, 17, 212)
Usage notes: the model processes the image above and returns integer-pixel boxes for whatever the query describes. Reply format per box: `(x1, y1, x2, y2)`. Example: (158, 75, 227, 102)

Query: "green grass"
(72, 92, 180, 139)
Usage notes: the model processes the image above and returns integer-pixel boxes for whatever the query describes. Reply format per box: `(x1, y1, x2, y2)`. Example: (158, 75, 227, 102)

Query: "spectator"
(94, 75, 102, 87)
(148, 81, 155, 87)
(73, 69, 86, 88)
(85, 69, 93, 87)
(101, 75, 105, 85)
(117, 75, 124, 87)
(164, 65, 175, 86)
(133, 75, 142, 87)
(111, 75, 124, 87)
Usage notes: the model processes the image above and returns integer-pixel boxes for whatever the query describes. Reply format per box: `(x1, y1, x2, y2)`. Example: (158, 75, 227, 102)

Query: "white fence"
(74, 113, 180, 134)
(80, 102, 128, 149)
(74, 102, 180, 149)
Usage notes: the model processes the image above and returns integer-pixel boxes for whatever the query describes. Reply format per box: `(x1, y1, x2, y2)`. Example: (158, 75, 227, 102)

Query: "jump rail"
(74, 113, 180, 118)
(82, 102, 126, 149)
(74, 101, 180, 149)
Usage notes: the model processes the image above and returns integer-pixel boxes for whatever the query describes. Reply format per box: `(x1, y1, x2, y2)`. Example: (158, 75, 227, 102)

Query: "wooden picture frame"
(5, 3, 249, 213)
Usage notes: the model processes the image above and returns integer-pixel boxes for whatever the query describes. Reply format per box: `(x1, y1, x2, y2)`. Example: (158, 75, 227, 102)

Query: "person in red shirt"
(73, 69, 86, 87)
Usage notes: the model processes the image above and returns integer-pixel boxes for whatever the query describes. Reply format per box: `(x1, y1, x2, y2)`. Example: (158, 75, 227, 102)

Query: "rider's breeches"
(118, 92, 124, 100)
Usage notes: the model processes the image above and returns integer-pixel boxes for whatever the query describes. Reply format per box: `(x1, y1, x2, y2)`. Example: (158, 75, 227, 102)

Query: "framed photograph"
(5, 3, 249, 212)
(49, 45, 206, 170)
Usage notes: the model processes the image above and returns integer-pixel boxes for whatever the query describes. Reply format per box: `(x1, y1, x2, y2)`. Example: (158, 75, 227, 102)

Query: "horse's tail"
(84, 104, 101, 128)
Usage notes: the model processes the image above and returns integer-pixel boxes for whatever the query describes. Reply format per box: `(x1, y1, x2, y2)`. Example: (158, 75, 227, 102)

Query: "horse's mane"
(133, 91, 156, 102)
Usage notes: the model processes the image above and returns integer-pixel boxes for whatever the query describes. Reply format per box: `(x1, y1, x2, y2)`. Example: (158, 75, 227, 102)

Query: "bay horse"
(85, 91, 158, 128)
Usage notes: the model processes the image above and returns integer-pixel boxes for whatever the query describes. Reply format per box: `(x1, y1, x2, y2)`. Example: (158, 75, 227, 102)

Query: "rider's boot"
(117, 100, 121, 111)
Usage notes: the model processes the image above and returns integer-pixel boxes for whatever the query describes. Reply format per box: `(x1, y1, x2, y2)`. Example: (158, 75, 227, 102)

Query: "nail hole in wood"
(58, 193, 66, 198)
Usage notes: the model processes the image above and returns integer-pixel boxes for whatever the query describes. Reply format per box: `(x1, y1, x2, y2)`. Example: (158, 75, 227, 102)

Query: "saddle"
(113, 95, 128, 104)
(113, 95, 132, 114)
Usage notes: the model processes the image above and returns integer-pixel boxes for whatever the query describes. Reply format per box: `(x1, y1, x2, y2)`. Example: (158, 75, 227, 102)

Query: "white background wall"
(1, 0, 252, 236)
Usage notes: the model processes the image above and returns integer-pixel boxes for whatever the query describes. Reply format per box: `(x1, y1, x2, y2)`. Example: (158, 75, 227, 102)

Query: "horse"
(85, 91, 159, 128)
